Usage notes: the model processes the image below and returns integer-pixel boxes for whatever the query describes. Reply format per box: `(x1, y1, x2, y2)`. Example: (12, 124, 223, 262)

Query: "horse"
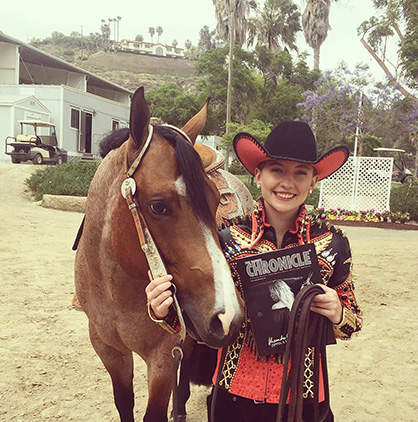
(74, 86, 247, 422)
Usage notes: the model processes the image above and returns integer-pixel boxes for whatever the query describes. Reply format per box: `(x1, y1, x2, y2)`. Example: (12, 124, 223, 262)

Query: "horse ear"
(181, 98, 210, 144)
(129, 86, 150, 149)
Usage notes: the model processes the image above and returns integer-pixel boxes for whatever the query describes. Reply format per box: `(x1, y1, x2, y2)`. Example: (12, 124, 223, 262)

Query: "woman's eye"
(149, 201, 171, 215)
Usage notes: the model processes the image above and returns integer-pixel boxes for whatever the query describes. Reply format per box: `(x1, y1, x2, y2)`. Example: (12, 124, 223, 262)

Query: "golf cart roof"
(18, 120, 55, 128)
(374, 147, 406, 153)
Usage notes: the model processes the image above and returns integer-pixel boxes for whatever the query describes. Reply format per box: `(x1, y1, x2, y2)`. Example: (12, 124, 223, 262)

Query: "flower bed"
(315, 207, 411, 224)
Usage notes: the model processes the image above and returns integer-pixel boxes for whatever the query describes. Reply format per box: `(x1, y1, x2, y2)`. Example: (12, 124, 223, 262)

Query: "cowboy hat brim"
(233, 133, 349, 180)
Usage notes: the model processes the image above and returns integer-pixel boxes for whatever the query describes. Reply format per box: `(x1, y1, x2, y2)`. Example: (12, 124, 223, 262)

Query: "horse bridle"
(121, 124, 192, 422)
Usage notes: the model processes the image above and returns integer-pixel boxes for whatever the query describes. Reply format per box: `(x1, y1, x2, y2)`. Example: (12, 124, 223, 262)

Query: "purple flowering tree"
(298, 63, 418, 169)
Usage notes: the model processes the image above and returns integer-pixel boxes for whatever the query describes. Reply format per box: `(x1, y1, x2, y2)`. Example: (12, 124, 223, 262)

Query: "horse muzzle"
(183, 305, 244, 349)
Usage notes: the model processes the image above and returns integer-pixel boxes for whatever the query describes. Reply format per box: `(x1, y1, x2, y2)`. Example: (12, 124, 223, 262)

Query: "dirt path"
(1, 162, 417, 421)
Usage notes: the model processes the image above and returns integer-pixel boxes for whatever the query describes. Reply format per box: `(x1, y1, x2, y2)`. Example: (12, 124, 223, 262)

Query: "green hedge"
(25, 161, 100, 201)
(25, 161, 418, 221)
(390, 180, 418, 221)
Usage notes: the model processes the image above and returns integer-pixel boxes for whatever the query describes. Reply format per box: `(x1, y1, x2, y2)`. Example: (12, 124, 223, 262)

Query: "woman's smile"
(273, 191, 296, 200)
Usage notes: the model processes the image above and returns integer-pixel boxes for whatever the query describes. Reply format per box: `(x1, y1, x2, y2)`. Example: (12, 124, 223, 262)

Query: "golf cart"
(374, 147, 414, 184)
(5, 120, 67, 165)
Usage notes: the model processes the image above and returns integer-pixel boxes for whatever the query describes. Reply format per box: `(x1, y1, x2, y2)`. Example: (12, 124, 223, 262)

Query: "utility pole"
(224, 3, 236, 171)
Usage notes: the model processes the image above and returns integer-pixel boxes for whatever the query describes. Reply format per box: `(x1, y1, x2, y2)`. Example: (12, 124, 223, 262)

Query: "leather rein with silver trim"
(121, 124, 194, 422)
(121, 124, 190, 346)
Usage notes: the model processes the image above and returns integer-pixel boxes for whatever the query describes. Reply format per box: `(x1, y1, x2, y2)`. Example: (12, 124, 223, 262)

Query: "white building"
(0, 31, 133, 162)
(119, 40, 184, 59)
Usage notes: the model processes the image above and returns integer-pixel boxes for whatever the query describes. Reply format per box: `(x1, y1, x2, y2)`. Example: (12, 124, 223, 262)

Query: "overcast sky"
(1, 0, 393, 80)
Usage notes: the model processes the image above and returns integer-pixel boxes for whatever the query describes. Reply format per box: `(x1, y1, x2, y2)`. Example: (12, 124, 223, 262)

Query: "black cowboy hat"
(233, 121, 349, 180)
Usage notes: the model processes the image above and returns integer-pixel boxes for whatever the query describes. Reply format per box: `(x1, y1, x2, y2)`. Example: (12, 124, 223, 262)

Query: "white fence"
(318, 157, 393, 213)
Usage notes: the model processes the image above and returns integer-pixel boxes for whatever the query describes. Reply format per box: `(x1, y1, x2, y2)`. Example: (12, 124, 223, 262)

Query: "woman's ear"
(254, 168, 261, 185)
(310, 174, 319, 191)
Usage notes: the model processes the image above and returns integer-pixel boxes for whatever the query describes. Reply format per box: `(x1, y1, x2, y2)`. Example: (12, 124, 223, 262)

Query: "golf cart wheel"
(11, 158, 21, 164)
(56, 156, 63, 165)
(403, 175, 413, 184)
(33, 154, 43, 165)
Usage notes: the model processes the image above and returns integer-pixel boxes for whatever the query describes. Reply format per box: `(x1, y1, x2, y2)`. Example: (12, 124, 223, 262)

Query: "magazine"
(235, 243, 326, 356)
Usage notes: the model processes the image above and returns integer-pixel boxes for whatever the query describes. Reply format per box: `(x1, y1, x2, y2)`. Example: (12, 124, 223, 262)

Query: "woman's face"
(255, 159, 318, 218)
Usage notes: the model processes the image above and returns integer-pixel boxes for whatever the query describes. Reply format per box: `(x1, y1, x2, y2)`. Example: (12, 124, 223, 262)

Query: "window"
(167, 47, 172, 52)
(71, 108, 80, 129)
(112, 120, 120, 131)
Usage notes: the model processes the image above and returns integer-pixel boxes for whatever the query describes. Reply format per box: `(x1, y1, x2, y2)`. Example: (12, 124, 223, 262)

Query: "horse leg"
(143, 352, 174, 422)
(89, 322, 135, 422)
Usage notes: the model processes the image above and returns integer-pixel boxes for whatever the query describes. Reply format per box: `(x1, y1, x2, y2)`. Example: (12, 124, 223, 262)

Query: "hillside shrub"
(390, 179, 418, 221)
(25, 161, 100, 201)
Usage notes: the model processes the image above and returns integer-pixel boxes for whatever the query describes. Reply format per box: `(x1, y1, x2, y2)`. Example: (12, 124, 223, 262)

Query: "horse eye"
(149, 201, 171, 215)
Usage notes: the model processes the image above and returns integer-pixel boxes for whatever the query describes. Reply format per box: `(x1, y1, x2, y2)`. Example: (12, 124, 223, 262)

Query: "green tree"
(172, 39, 178, 48)
(135, 34, 144, 42)
(145, 84, 203, 128)
(221, 119, 273, 150)
(358, 0, 417, 98)
(196, 46, 258, 129)
(185, 39, 192, 50)
(400, 0, 418, 87)
(247, 0, 301, 52)
(198, 25, 216, 55)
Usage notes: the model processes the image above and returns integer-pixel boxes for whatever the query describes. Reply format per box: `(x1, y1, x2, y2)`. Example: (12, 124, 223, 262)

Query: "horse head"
(117, 87, 244, 348)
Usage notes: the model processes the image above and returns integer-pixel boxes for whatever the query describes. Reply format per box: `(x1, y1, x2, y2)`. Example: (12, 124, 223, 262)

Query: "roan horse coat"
(75, 87, 245, 422)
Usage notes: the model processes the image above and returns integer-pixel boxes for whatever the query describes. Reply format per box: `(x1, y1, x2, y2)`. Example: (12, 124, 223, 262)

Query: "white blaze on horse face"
(174, 175, 187, 197)
(201, 226, 238, 336)
(174, 176, 239, 336)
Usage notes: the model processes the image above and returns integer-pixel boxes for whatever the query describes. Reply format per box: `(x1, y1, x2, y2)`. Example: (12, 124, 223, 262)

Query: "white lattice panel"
(318, 157, 393, 213)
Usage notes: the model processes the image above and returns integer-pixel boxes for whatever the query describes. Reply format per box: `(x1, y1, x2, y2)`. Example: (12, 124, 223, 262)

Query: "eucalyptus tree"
(301, 0, 334, 69)
(247, 0, 302, 53)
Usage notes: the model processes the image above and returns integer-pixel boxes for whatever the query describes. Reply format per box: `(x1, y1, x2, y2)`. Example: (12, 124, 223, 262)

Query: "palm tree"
(213, 0, 255, 46)
(247, 0, 301, 52)
(116, 16, 122, 44)
(212, 0, 255, 169)
(301, 0, 333, 69)
(156, 26, 163, 43)
(148, 27, 155, 43)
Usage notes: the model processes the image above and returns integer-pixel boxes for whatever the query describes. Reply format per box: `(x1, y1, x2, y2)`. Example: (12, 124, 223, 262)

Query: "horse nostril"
(208, 313, 225, 339)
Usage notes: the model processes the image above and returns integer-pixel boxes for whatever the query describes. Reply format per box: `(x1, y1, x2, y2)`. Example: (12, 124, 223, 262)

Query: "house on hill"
(0, 31, 133, 162)
(119, 40, 184, 59)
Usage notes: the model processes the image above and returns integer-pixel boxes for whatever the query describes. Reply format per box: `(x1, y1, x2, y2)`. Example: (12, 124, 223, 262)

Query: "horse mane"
(154, 125, 214, 226)
(99, 128, 130, 158)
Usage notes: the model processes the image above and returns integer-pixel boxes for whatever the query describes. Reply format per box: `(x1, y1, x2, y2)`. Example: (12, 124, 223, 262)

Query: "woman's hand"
(310, 284, 343, 324)
(145, 271, 173, 319)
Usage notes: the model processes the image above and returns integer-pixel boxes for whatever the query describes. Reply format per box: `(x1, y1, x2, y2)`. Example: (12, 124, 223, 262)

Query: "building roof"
(0, 31, 133, 95)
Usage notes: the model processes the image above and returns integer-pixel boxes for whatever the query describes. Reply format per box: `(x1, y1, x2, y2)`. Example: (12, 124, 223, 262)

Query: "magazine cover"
(235, 243, 324, 356)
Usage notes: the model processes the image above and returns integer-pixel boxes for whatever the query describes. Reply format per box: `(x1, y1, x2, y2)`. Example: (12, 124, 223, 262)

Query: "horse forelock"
(154, 126, 215, 226)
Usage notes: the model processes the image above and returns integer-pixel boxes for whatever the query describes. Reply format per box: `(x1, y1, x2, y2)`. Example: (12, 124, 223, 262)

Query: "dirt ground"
(1, 162, 417, 422)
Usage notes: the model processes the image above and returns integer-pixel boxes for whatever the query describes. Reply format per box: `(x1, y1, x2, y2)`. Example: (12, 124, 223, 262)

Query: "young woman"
(146, 121, 363, 422)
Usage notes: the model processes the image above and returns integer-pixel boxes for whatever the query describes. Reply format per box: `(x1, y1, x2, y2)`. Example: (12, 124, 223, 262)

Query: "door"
(80, 111, 93, 153)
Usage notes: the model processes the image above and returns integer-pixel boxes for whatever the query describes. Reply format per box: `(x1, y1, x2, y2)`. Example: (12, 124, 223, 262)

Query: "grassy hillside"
(76, 52, 200, 92)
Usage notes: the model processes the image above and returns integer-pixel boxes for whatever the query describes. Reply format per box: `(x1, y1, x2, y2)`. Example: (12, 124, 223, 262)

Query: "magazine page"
(235, 244, 322, 356)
